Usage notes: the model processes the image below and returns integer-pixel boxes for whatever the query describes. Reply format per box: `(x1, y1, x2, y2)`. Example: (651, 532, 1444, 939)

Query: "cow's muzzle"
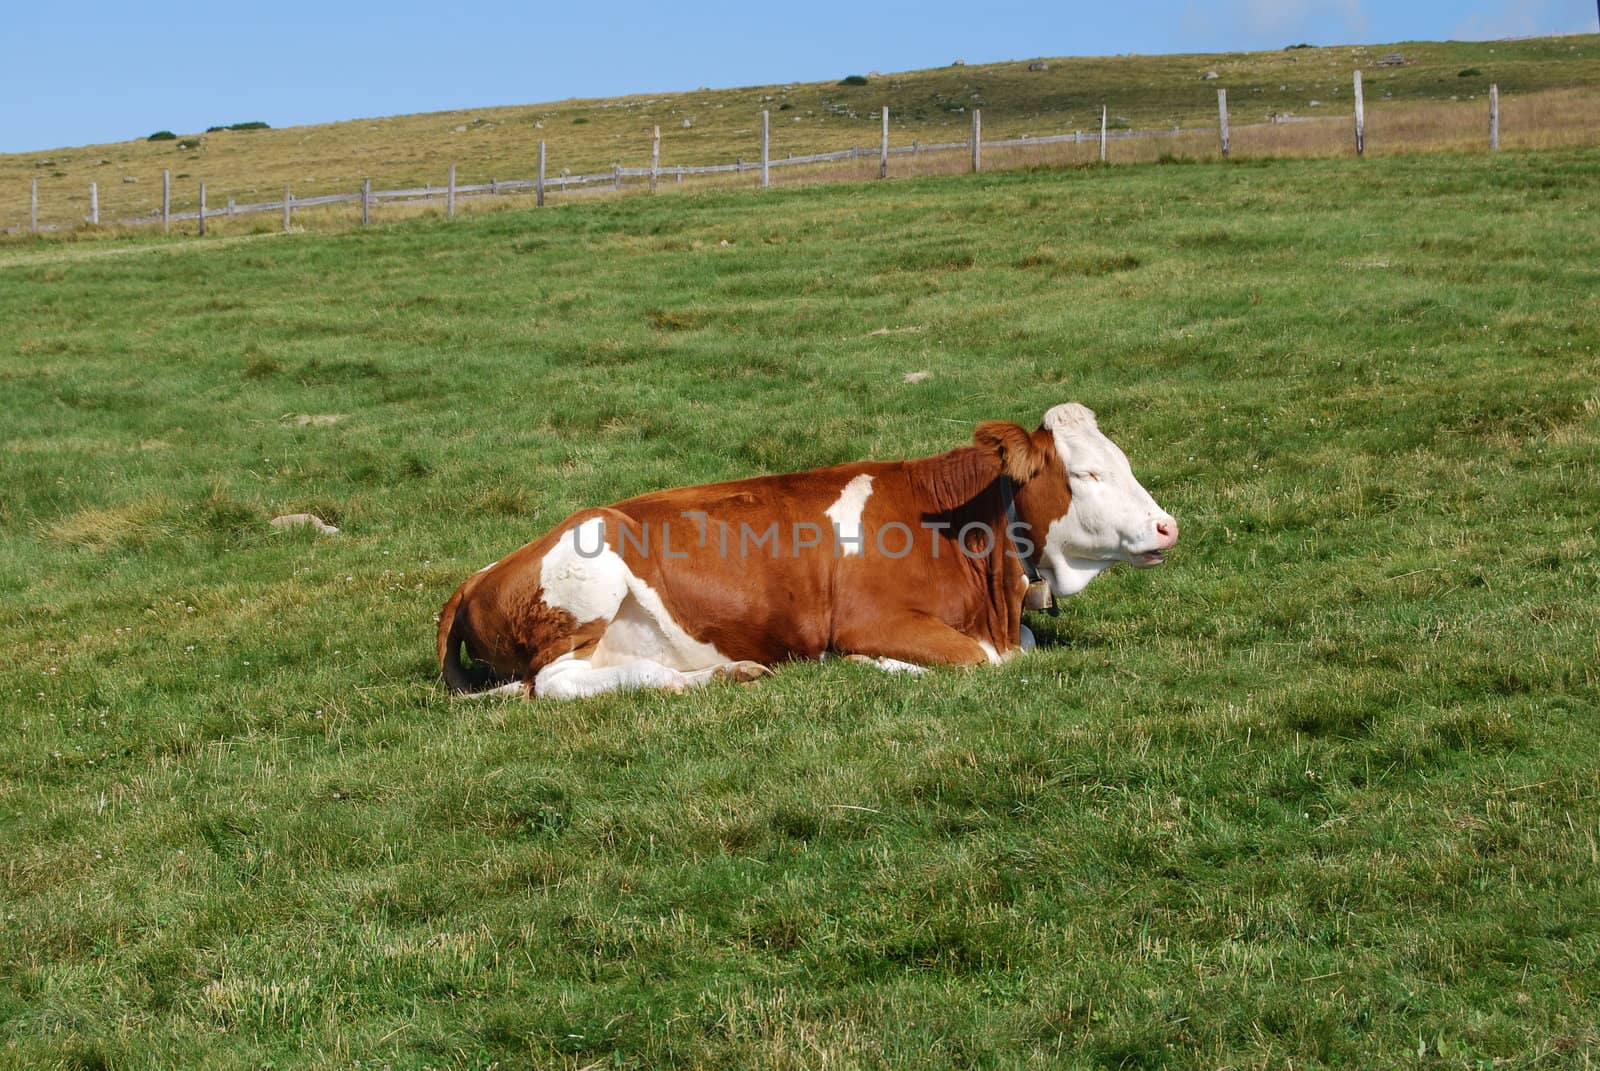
(1134, 518, 1178, 567)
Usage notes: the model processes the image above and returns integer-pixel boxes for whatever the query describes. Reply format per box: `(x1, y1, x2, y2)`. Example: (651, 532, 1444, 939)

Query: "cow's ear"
(973, 421, 1042, 483)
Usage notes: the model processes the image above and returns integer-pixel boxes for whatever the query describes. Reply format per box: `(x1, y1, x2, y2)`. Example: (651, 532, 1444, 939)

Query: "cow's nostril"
(1155, 519, 1178, 545)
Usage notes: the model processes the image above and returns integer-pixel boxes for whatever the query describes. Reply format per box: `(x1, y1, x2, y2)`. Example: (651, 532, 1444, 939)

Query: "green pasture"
(1, 146, 1598, 1068)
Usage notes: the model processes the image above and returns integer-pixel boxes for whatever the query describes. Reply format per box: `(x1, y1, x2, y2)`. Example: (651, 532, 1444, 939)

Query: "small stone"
(902, 370, 933, 384)
(271, 513, 340, 536)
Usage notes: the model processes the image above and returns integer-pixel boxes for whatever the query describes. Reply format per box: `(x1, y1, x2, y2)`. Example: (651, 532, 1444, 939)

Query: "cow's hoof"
(714, 661, 773, 686)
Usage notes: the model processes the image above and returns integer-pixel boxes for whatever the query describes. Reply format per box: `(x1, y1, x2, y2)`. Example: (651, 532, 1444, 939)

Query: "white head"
(1034, 403, 1179, 597)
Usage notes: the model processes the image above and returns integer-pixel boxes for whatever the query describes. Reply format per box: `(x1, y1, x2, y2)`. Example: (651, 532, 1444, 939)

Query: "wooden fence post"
(537, 141, 546, 206)
(1353, 69, 1366, 156)
(283, 186, 291, 232)
(760, 110, 770, 188)
(1489, 84, 1500, 150)
(198, 182, 206, 236)
(162, 170, 171, 233)
(362, 178, 371, 226)
(971, 109, 981, 172)
(651, 125, 660, 193)
(1100, 107, 1108, 163)
(30, 178, 38, 232)
(89, 182, 98, 225)
(880, 107, 889, 179)
(613, 163, 622, 191)
(447, 165, 456, 217)
(1218, 88, 1230, 158)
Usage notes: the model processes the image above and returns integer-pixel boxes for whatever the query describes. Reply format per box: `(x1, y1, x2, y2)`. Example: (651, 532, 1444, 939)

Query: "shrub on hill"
(839, 75, 869, 86)
(146, 130, 176, 141)
(1459, 68, 1483, 77)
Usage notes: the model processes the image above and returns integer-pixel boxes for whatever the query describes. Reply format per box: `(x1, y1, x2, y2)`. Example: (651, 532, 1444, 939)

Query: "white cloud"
(1453, 0, 1592, 40)
(1242, 0, 1368, 40)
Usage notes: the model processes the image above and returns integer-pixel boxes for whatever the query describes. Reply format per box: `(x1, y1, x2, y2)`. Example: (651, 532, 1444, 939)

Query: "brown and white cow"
(437, 403, 1177, 699)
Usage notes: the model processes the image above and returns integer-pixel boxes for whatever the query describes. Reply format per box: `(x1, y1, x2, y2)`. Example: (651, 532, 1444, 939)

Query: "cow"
(437, 403, 1177, 700)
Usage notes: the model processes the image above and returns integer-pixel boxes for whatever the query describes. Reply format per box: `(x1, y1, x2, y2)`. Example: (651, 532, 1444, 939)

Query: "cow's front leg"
(833, 613, 998, 669)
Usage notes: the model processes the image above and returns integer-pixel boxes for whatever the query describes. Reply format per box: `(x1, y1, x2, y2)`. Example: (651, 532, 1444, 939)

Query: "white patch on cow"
(977, 640, 1003, 665)
(1040, 403, 1177, 597)
(591, 578, 729, 672)
(535, 653, 686, 699)
(539, 517, 630, 625)
(534, 652, 749, 699)
(824, 474, 875, 556)
(853, 656, 929, 675)
(538, 515, 730, 674)
(475, 559, 500, 574)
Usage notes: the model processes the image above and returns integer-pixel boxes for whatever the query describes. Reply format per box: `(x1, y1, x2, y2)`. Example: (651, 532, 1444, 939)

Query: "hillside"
(4, 33, 1598, 232)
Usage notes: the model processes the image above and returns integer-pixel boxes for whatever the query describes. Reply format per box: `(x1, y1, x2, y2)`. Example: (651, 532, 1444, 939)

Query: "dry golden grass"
(4, 33, 1597, 237)
(44, 499, 171, 552)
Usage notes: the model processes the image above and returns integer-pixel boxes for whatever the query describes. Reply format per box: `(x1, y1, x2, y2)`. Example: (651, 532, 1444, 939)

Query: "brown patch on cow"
(1012, 428, 1072, 540)
(906, 447, 1002, 513)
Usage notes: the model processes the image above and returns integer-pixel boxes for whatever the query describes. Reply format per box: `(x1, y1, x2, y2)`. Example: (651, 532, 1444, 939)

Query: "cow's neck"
(1011, 471, 1103, 598)
(905, 447, 1033, 647)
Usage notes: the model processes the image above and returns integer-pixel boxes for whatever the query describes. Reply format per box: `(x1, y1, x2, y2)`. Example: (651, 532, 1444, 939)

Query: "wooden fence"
(12, 74, 1510, 236)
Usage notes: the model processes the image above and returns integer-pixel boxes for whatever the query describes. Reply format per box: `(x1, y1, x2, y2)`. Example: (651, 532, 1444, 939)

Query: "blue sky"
(4, 1, 1595, 154)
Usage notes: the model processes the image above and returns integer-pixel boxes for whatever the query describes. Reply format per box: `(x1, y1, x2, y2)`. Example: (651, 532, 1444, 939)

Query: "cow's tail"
(437, 582, 514, 695)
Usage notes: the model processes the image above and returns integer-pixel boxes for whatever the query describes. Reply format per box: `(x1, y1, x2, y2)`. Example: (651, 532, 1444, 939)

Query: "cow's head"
(980, 403, 1179, 597)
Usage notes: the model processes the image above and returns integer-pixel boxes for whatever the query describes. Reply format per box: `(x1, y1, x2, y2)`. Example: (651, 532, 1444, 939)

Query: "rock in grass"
(903, 370, 932, 384)
(271, 513, 340, 535)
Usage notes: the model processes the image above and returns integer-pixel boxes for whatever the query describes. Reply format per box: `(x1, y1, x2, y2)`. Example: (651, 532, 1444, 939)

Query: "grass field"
(4, 33, 1599, 233)
(2, 143, 1599, 1068)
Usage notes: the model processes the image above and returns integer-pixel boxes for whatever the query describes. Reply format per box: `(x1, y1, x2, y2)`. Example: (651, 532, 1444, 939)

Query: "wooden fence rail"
(9, 78, 1511, 236)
